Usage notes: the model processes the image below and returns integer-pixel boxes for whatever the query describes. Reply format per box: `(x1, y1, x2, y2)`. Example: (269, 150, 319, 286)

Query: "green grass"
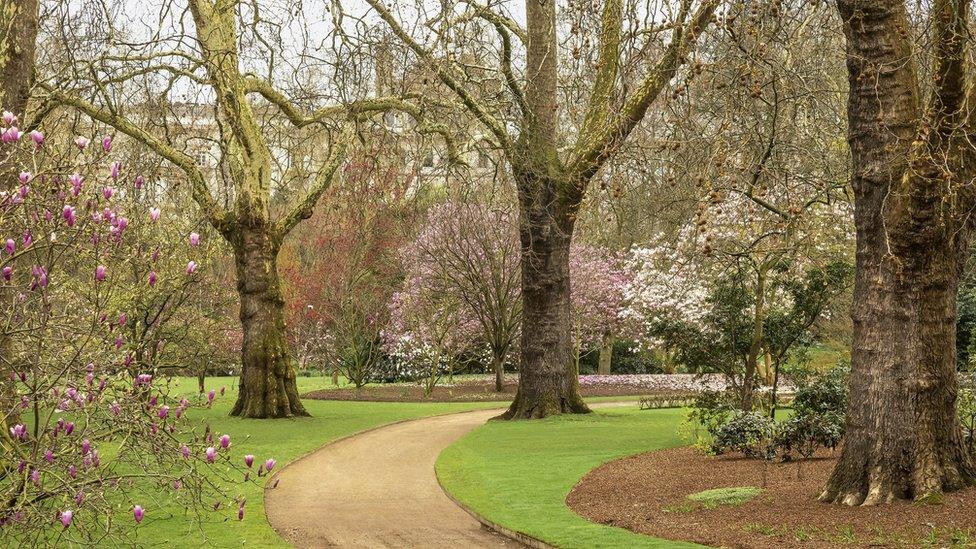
(132, 376, 505, 548)
(687, 486, 761, 508)
(436, 407, 709, 548)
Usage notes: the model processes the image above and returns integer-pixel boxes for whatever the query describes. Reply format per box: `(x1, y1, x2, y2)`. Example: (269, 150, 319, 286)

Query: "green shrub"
(711, 410, 777, 458)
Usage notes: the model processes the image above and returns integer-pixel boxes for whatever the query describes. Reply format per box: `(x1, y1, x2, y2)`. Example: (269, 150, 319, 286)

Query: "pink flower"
(59, 510, 73, 528)
(103, 186, 114, 200)
(219, 434, 230, 449)
(148, 271, 157, 287)
(1, 111, 15, 125)
(68, 465, 77, 478)
(45, 450, 55, 464)
(74, 136, 90, 150)
(188, 232, 200, 246)
(22, 231, 32, 247)
(69, 173, 83, 196)
(110, 161, 121, 180)
(9, 423, 26, 440)
(134, 175, 144, 189)
(95, 265, 106, 282)
(64, 421, 74, 435)
(63, 205, 76, 227)
(244, 454, 254, 468)
(133, 505, 144, 523)
(186, 261, 197, 275)
(5, 239, 14, 255)
(149, 207, 160, 221)
(1, 126, 20, 143)
(29, 130, 43, 147)
(2, 266, 11, 281)
(157, 405, 170, 419)
(205, 447, 216, 463)
(181, 445, 190, 459)
(238, 502, 245, 521)
(18, 171, 30, 184)
(81, 439, 91, 455)
(101, 136, 112, 152)
(264, 458, 276, 472)
(207, 389, 215, 403)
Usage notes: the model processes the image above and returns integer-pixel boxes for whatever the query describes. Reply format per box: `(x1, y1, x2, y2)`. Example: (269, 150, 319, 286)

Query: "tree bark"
(230, 226, 308, 418)
(598, 333, 613, 375)
(500, 179, 590, 419)
(491, 353, 505, 392)
(0, 0, 38, 119)
(821, 0, 976, 504)
(0, 0, 38, 425)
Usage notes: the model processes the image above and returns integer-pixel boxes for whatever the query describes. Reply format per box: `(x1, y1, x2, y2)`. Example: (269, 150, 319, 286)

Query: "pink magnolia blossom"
(188, 232, 200, 246)
(74, 136, 90, 150)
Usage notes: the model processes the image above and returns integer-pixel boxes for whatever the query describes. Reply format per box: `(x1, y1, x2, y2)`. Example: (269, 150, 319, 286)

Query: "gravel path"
(264, 408, 513, 548)
(264, 401, 637, 548)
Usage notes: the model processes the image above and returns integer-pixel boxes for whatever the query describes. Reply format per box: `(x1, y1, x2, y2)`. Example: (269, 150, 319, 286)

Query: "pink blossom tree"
(569, 244, 634, 374)
(0, 122, 265, 543)
(402, 201, 521, 391)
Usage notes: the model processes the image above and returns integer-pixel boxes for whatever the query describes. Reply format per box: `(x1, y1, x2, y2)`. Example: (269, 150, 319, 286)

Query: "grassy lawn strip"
(132, 376, 504, 548)
(436, 407, 710, 549)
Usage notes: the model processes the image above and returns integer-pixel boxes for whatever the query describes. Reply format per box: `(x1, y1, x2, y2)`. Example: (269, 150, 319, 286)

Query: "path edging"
(435, 470, 557, 549)
(263, 406, 507, 542)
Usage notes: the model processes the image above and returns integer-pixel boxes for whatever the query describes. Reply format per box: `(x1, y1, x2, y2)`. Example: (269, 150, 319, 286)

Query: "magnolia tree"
(383, 273, 481, 396)
(403, 201, 521, 391)
(569, 244, 634, 374)
(0, 121, 276, 542)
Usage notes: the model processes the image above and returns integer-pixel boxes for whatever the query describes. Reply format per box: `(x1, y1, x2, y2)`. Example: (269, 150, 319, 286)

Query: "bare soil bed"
(304, 374, 723, 402)
(567, 446, 976, 548)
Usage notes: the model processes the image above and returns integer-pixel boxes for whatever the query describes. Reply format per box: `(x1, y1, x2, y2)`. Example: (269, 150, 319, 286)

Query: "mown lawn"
(131, 376, 504, 548)
(436, 407, 709, 549)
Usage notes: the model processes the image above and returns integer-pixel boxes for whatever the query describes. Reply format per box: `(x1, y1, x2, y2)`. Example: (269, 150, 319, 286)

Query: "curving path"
(265, 408, 512, 548)
(265, 402, 635, 548)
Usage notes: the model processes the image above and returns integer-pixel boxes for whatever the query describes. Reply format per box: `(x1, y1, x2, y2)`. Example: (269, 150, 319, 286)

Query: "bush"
(711, 411, 776, 459)
(960, 375, 976, 453)
(775, 365, 848, 459)
(689, 366, 849, 460)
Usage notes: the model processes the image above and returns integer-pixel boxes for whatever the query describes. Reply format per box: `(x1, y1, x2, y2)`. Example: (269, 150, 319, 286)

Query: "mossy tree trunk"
(230, 224, 307, 418)
(821, 0, 976, 504)
(0, 0, 38, 424)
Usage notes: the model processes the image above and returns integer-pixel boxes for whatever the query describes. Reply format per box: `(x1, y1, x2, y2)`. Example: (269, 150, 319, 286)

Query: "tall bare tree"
(819, 0, 976, 504)
(41, 0, 439, 417)
(366, 0, 719, 418)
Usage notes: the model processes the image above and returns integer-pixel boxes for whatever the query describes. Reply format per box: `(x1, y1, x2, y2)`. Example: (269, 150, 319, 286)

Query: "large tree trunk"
(500, 181, 589, 419)
(820, 237, 976, 504)
(230, 227, 308, 418)
(0, 0, 38, 425)
(0, 0, 38, 118)
(821, 0, 976, 503)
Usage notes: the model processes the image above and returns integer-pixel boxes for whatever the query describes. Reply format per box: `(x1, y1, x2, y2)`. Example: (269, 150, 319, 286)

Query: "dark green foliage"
(577, 339, 664, 374)
(958, 271, 976, 369)
(711, 410, 777, 458)
(689, 365, 849, 460)
(960, 375, 976, 453)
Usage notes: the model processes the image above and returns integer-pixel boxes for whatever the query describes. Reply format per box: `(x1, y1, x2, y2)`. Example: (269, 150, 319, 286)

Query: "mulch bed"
(304, 378, 694, 402)
(567, 446, 976, 548)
